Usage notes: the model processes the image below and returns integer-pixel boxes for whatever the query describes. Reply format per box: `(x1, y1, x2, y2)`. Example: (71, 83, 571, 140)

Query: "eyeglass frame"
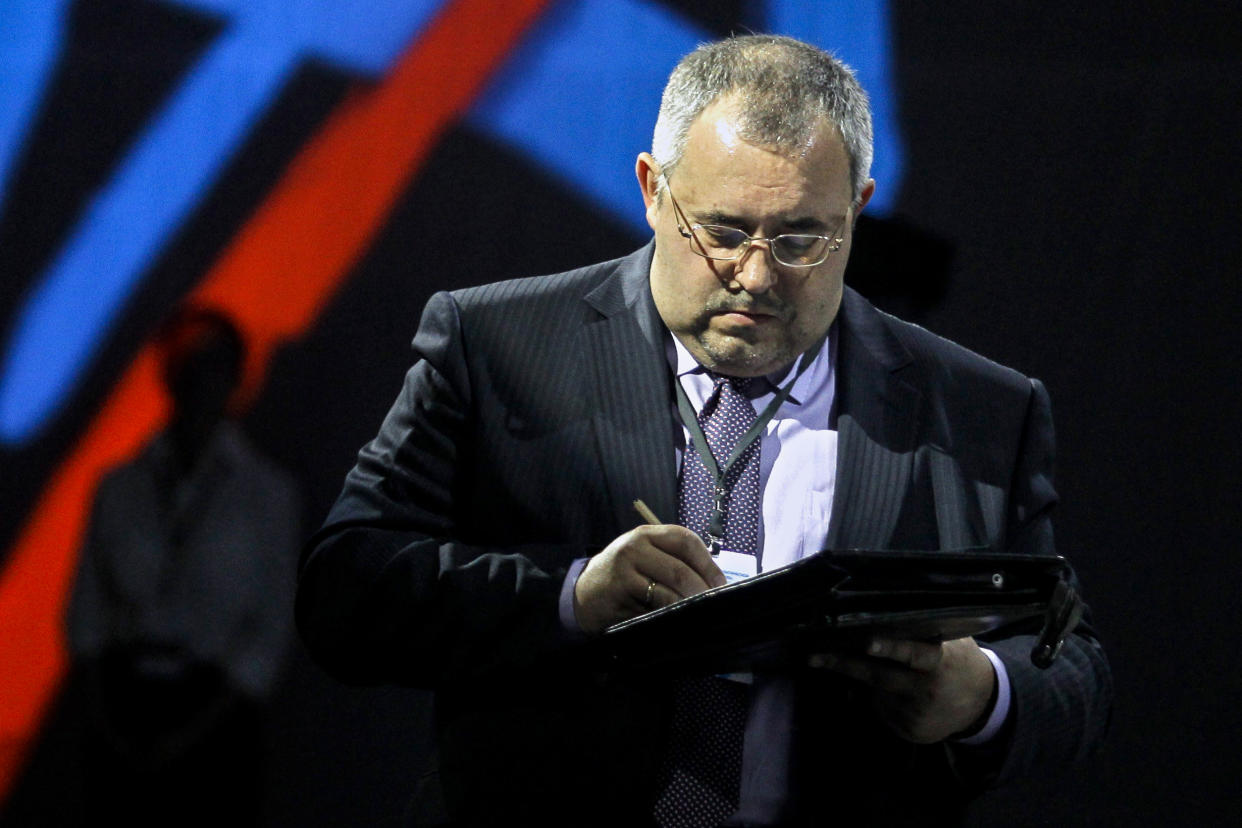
(663, 179, 851, 268)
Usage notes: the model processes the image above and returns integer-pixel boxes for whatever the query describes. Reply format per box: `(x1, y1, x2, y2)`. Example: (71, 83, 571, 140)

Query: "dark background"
(2, 1, 1240, 825)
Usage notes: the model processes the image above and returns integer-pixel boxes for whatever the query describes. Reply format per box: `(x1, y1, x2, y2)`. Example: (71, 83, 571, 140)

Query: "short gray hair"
(652, 35, 873, 204)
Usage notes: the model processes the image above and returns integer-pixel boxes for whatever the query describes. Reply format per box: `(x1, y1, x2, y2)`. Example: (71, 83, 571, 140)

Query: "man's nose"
(731, 242, 778, 294)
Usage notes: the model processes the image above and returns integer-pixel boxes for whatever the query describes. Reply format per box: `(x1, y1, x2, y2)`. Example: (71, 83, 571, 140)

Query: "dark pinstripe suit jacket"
(296, 243, 1111, 826)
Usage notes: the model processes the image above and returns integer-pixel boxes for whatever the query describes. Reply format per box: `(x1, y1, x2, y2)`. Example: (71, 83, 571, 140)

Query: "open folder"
(601, 548, 1083, 675)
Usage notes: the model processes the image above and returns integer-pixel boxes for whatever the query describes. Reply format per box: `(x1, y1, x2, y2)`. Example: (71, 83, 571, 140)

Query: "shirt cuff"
(557, 557, 590, 639)
(954, 647, 1012, 745)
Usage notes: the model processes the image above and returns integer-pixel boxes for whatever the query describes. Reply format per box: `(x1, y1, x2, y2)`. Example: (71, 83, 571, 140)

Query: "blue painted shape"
(764, 0, 904, 215)
(0, 1, 72, 213)
(0, 0, 445, 444)
(467, 0, 701, 233)
(166, 0, 438, 75)
(468, 0, 905, 225)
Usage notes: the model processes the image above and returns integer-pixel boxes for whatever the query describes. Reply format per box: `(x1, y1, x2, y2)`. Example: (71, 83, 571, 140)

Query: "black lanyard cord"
(674, 334, 826, 550)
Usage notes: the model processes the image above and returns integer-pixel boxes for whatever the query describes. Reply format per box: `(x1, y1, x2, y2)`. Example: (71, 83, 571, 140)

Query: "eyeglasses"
(665, 183, 848, 268)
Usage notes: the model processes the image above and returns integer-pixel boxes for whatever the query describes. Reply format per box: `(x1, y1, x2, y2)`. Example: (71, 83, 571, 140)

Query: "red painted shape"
(0, 0, 550, 799)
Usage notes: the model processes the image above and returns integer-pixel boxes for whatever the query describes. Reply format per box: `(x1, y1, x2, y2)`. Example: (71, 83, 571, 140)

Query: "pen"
(632, 499, 661, 525)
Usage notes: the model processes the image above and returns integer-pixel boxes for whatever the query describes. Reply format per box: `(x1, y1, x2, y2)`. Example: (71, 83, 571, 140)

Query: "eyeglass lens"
(689, 225, 833, 266)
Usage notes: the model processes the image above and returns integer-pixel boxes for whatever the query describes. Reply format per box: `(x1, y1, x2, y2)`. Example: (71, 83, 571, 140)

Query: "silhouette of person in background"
(67, 306, 301, 826)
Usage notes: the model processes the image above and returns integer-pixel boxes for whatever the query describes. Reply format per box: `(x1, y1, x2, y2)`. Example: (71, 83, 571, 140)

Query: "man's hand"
(573, 524, 726, 635)
(810, 637, 997, 744)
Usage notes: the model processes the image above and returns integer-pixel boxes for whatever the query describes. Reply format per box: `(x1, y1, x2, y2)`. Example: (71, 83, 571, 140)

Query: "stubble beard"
(691, 314, 799, 377)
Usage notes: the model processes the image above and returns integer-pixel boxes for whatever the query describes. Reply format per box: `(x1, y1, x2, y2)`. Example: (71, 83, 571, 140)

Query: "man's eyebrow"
(693, 208, 747, 226)
(689, 209, 847, 232)
(783, 216, 830, 232)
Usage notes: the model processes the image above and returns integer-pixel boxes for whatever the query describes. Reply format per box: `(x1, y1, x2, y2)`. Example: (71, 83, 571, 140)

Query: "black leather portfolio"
(601, 549, 1082, 674)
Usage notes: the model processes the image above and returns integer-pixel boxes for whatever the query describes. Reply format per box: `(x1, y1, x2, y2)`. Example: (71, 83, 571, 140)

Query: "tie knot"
(705, 371, 761, 398)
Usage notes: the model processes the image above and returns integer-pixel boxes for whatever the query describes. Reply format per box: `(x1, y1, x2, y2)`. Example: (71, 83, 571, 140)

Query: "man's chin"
(695, 333, 792, 378)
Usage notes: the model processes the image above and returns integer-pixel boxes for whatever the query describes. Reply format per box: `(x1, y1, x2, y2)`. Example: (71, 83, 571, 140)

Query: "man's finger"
(637, 551, 713, 600)
(808, 652, 925, 695)
(642, 524, 726, 588)
(864, 637, 943, 672)
(644, 580, 680, 610)
(622, 568, 683, 611)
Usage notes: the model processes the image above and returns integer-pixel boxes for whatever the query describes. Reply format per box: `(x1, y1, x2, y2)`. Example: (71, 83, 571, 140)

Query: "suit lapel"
(580, 243, 680, 533)
(825, 289, 925, 550)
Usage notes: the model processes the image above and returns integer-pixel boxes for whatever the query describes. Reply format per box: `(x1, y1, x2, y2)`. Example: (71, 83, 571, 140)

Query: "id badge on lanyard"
(714, 548, 758, 583)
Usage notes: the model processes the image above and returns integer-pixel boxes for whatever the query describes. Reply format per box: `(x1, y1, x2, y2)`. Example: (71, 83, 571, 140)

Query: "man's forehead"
(675, 105, 852, 209)
(687, 96, 842, 160)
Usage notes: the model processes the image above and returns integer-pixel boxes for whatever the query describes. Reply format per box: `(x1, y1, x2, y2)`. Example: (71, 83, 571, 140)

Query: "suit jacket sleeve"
(960, 377, 1112, 786)
(296, 291, 587, 688)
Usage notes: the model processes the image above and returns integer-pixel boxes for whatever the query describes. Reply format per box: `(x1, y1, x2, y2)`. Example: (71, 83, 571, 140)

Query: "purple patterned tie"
(677, 373, 762, 555)
(654, 374, 761, 828)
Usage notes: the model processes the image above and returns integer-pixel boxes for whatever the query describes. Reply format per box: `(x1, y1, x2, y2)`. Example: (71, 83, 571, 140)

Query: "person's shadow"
(60, 306, 301, 827)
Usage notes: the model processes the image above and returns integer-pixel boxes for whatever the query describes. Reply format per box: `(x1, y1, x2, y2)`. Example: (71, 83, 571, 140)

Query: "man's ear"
(853, 179, 876, 221)
(635, 152, 661, 231)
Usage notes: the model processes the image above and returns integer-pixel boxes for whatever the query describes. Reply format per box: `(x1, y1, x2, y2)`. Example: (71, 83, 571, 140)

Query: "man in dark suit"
(296, 35, 1110, 826)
